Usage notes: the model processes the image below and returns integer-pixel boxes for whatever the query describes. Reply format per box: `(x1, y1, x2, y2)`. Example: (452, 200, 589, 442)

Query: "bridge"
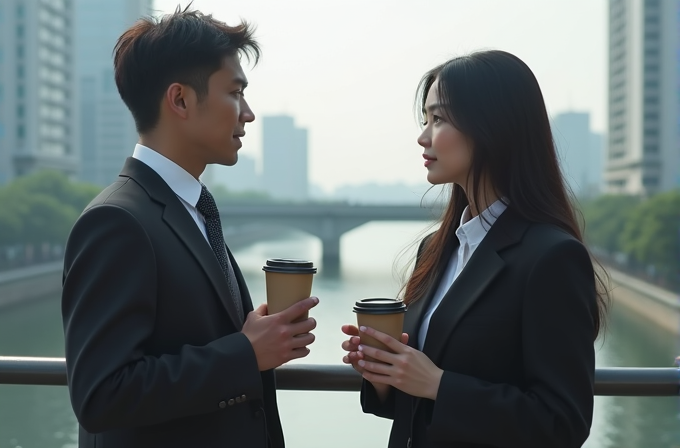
(217, 202, 443, 271)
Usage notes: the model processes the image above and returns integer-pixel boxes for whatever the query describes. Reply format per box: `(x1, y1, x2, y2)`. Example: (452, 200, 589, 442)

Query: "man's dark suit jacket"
(61, 157, 284, 448)
(361, 208, 598, 448)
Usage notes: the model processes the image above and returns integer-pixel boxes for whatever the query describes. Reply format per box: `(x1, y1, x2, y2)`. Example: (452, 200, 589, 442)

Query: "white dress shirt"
(132, 144, 209, 242)
(418, 199, 508, 350)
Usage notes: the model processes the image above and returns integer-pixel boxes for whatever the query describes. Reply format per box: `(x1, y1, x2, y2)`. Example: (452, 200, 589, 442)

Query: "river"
(0, 222, 678, 448)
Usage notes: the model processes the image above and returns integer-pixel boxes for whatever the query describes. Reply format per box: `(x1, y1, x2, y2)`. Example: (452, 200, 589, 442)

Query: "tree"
(0, 170, 102, 248)
(0, 191, 22, 246)
(620, 190, 680, 278)
(580, 194, 641, 253)
(9, 170, 101, 212)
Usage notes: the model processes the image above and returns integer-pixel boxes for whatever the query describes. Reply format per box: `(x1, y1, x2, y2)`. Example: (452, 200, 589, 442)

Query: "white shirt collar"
(456, 199, 508, 246)
(132, 144, 202, 207)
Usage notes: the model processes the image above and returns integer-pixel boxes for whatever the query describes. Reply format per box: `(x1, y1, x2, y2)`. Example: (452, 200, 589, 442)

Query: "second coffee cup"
(353, 298, 407, 358)
(262, 258, 317, 322)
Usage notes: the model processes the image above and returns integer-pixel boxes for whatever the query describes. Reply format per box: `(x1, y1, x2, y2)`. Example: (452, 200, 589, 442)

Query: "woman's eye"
(432, 115, 442, 124)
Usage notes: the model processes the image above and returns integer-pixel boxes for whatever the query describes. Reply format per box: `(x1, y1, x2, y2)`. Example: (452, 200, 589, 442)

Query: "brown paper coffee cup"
(263, 259, 317, 322)
(354, 298, 407, 361)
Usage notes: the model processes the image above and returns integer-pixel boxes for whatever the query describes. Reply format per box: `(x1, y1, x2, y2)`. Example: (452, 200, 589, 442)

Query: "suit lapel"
(410, 209, 528, 413)
(226, 245, 254, 315)
(119, 158, 243, 329)
(421, 248, 504, 360)
(404, 236, 460, 350)
(421, 209, 527, 364)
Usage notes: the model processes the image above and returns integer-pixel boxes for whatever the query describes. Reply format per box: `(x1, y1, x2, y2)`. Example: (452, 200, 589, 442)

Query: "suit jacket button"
(218, 401, 226, 409)
(235, 396, 242, 403)
(228, 399, 235, 406)
(241, 394, 247, 401)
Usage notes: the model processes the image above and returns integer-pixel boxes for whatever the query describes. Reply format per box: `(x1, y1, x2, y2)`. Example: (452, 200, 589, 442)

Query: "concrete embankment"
(607, 267, 680, 335)
(0, 225, 288, 308)
(0, 262, 63, 308)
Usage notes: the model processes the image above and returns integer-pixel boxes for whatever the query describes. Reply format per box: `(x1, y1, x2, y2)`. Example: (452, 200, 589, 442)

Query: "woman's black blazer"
(362, 208, 598, 448)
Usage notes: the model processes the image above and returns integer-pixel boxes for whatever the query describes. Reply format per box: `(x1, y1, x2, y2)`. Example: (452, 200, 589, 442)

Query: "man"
(61, 6, 318, 447)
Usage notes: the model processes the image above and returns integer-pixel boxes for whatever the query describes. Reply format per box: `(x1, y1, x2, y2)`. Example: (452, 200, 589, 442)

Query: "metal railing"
(0, 356, 678, 397)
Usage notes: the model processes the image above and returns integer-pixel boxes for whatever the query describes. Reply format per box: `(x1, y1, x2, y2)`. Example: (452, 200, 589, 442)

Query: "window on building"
(16, 4, 24, 18)
(643, 177, 659, 187)
(17, 85, 24, 98)
(16, 24, 23, 37)
(17, 104, 24, 118)
(17, 124, 25, 139)
(17, 45, 24, 58)
(17, 65, 24, 78)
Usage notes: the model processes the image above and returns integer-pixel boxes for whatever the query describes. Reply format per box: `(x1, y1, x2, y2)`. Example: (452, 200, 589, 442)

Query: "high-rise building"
(0, 0, 79, 184)
(606, 0, 680, 195)
(552, 111, 604, 198)
(262, 115, 309, 201)
(76, 0, 152, 186)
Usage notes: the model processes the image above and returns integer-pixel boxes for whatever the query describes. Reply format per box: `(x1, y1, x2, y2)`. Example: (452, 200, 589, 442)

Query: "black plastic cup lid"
(353, 298, 407, 315)
(262, 258, 317, 274)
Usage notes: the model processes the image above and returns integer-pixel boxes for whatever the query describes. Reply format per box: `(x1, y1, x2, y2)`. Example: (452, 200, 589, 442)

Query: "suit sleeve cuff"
(360, 380, 396, 419)
(212, 332, 263, 405)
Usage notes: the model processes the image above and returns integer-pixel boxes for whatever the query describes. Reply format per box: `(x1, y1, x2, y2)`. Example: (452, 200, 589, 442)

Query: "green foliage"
(581, 190, 680, 287)
(0, 171, 101, 247)
(620, 190, 680, 276)
(580, 194, 641, 253)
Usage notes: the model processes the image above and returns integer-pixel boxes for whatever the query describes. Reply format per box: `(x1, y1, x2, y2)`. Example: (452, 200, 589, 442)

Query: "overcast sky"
(154, 0, 607, 192)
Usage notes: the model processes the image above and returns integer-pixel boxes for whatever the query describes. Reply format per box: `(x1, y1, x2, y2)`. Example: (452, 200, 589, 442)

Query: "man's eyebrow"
(233, 76, 248, 89)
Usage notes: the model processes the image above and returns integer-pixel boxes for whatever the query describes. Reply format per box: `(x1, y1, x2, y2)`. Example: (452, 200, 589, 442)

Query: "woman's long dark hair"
(403, 50, 609, 338)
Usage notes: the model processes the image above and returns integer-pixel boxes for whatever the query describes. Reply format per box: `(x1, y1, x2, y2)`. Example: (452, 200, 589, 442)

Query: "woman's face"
(417, 80, 473, 187)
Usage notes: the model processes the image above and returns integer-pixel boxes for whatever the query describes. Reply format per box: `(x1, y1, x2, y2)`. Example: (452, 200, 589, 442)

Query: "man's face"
(185, 55, 255, 167)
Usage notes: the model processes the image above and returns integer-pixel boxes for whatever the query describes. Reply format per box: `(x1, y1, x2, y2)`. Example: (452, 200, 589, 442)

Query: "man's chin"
(211, 154, 238, 167)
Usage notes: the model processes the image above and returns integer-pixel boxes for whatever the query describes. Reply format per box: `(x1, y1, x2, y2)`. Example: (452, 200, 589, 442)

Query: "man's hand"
(242, 296, 319, 371)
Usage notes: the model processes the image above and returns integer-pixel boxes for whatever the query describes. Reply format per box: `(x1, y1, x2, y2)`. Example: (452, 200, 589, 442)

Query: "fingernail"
(359, 326, 367, 332)
(358, 345, 364, 351)
(312, 297, 319, 304)
(358, 360, 365, 367)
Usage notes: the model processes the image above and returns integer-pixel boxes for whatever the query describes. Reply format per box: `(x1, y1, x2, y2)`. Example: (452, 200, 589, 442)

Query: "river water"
(0, 222, 678, 448)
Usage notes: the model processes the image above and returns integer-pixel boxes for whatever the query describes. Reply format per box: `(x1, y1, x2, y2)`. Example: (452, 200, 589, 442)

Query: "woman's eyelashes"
(422, 114, 443, 127)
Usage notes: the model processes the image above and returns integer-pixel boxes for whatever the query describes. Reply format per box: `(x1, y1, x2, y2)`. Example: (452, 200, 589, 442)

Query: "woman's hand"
(341, 324, 366, 373)
(356, 325, 443, 400)
(341, 324, 409, 403)
(341, 324, 409, 372)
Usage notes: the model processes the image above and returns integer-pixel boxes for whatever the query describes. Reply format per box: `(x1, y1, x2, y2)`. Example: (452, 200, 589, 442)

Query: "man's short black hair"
(113, 5, 260, 134)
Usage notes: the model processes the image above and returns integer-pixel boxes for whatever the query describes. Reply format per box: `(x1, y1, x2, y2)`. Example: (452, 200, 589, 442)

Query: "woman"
(341, 50, 608, 448)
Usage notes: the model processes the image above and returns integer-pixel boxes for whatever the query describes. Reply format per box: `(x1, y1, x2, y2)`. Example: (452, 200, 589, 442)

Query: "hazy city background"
(0, 1, 679, 447)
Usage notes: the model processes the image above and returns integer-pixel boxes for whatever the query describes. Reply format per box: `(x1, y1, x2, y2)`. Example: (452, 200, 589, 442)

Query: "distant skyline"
(152, 0, 607, 191)
(552, 111, 604, 198)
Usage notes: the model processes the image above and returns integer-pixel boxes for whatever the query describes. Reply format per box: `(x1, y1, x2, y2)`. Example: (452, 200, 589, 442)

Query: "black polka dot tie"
(196, 184, 244, 322)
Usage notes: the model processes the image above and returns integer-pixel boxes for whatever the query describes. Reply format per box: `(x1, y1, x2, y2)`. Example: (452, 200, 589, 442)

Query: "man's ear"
(165, 83, 190, 119)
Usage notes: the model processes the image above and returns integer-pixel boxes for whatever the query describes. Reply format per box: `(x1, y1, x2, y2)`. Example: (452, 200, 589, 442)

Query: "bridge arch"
(218, 202, 441, 273)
